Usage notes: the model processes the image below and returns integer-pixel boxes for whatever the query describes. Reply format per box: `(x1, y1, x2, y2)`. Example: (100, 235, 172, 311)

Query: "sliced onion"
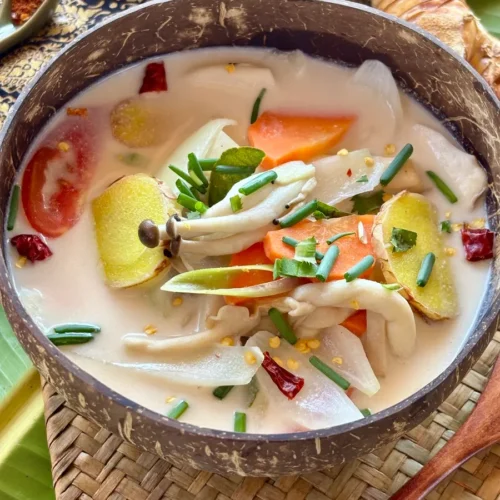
(412, 124, 487, 209)
(310, 149, 385, 205)
(156, 118, 236, 193)
(76, 344, 263, 387)
(247, 331, 363, 430)
(317, 326, 380, 396)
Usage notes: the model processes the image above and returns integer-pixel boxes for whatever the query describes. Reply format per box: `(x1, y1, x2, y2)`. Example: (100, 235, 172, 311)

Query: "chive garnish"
(53, 323, 101, 334)
(360, 408, 372, 417)
(326, 232, 355, 245)
(282, 236, 324, 260)
(315, 245, 340, 282)
(379, 144, 414, 186)
(199, 158, 218, 171)
(250, 88, 266, 124)
(169, 165, 206, 193)
(47, 332, 94, 346)
(268, 308, 297, 345)
(177, 193, 208, 213)
(7, 185, 20, 231)
(344, 255, 375, 282)
(176, 179, 197, 200)
(213, 386, 233, 400)
(234, 411, 247, 432)
(426, 171, 458, 203)
(188, 153, 208, 187)
(230, 195, 242, 213)
(279, 200, 318, 228)
(167, 400, 189, 420)
(309, 356, 350, 390)
(214, 165, 255, 175)
(416, 252, 436, 287)
(238, 171, 277, 196)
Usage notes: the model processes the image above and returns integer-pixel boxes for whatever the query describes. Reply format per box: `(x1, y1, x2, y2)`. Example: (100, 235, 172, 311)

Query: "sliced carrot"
(340, 310, 367, 337)
(225, 242, 273, 305)
(263, 215, 375, 281)
(248, 112, 354, 170)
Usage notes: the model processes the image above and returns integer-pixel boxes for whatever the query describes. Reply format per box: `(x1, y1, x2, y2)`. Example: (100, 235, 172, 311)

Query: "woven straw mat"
(1, 0, 500, 499)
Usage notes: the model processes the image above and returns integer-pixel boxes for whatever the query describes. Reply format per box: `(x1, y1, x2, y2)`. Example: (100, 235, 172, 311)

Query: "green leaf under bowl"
(470, 0, 500, 37)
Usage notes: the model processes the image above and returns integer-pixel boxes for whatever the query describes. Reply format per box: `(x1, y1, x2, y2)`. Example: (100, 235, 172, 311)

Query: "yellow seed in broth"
(384, 144, 396, 156)
(337, 148, 349, 156)
(220, 336, 234, 346)
(269, 336, 281, 348)
(332, 357, 343, 365)
(364, 157, 375, 167)
(287, 359, 299, 370)
(172, 297, 183, 306)
(245, 351, 257, 365)
(15, 256, 27, 269)
(144, 324, 157, 335)
(307, 339, 320, 349)
(444, 247, 456, 256)
(273, 357, 284, 367)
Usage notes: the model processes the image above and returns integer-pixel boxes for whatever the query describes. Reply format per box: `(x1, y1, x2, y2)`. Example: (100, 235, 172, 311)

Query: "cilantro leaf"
(316, 201, 351, 218)
(391, 227, 417, 253)
(356, 175, 369, 183)
(216, 147, 265, 169)
(440, 220, 452, 233)
(351, 191, 384, 215)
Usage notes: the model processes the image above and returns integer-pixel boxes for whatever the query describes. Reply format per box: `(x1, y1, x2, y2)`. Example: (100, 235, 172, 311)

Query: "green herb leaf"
(390, 227, 418, 253)
(316, 201, 351, 218)
(382, 283, 403, 291)
(351, 191, 384, 215)
(356, 175, 369, 183)
(217, 147, 265, 169)
(273, 258, 318, 279)
(294, 237, 317, 264)
(440, 220, 452, 233)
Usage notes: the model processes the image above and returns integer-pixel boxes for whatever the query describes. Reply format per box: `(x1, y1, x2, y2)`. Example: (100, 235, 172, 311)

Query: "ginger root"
(372, 0, 500, 98)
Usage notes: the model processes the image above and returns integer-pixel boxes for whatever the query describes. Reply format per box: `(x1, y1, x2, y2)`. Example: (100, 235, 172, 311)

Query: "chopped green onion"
(327, 232, 355, 245)
(213, 386, 233, 400)
(177, 193, 208, 214)
(294, 237, 317, 264)
(230, 195, 243, 213)
(440, 220, 452, 233)
(379, 144, 414, 186)
(188, 152, 209, 187)
(214, 165, 255, 175)
(7, 185, 20, 231)
(167, 400, 189, 420)
(47, 332, 94, 346)
(426, 171, 458, 203)
(268, 307, 297, 345)
(195, 201, 208, 214)
(176, 179, 197, 200)
(309, 356, 350, 390)
(234, 411, 247, 432)
(53, 323, 101, 334)
(313, 210, 327, 220)
(344, 255, 375, 282)
(360, 408, 372, 417)
(199, 158, 218, 171)
(169, 165, 206, 193)
(279, 200, 318, 228)
(416, 252, 436, 287)
(273, 258, 317, 279)
(356, 175, 369, 183)
(238, 171, 277, 196)
(282, 236, 324, 261)
(315, 245, 340, 282)
(390, 227, 417, 253)
(250, 88, 266, 124)
(382, 283, 403, 291)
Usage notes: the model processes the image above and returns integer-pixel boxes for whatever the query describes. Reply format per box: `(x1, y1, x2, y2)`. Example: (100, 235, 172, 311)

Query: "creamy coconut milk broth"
(8, 48, 493, 433)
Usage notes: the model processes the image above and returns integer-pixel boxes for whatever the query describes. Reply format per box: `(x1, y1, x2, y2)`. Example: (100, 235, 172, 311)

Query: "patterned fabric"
(0, 0, 144, 128)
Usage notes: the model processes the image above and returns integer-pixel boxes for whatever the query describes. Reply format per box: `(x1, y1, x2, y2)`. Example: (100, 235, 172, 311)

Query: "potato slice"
(92, 174, 177, 288)
(371, 191, 458, 320)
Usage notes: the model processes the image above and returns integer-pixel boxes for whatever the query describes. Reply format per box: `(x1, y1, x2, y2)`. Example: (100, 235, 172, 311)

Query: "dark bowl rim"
(1, 0, 499, 445)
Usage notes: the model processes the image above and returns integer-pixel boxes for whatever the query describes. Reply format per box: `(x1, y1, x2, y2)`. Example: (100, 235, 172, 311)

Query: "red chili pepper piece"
(262, 351, 304, 400)
(461, 227, 495, 262)
(347, 169, 352, 177)
(11, 234, 53, 262)
(139, 62, 167, 93)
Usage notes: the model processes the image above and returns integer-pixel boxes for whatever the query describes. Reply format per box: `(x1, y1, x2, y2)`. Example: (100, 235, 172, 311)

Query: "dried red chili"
(346, 169, 352, 177)
(262, 352, 304, 400)
(461, 227, 495, 262)
(139, 62, 168, 94)
(11, 0, 42, 25)
(11, 235, 53, 262)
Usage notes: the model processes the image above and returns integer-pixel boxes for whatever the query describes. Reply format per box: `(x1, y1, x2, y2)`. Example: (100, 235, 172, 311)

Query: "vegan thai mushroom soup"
(7, 48, 494, 434)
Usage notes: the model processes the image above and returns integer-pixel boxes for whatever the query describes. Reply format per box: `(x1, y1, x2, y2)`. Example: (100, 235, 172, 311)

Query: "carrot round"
(225, 242, 274, 305)
(248, 112, 354, 170)
(340, 310, 367, 337)
(263, 215, 375, 282)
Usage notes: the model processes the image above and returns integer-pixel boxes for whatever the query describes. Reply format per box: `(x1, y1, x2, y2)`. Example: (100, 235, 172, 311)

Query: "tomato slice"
(22, 117, 99, 238)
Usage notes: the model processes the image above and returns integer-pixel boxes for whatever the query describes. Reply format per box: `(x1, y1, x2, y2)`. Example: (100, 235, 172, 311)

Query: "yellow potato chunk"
(111, 98, 166, 148)
(92, 174, 176, 288)
(372, 192, 458, 320)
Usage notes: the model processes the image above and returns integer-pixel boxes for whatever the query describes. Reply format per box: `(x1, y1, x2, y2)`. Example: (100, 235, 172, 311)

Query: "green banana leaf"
(470, 0, 500, 37)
